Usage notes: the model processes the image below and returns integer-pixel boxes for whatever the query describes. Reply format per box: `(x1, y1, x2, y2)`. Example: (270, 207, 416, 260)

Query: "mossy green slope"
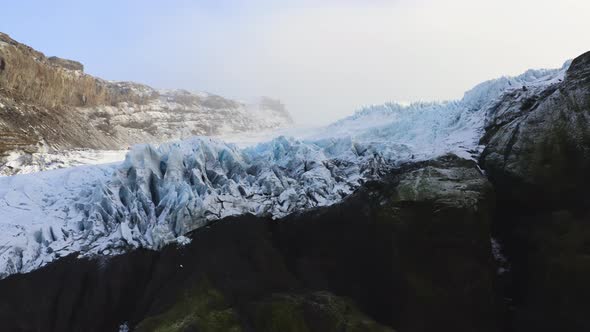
(134, 278, 240, 332)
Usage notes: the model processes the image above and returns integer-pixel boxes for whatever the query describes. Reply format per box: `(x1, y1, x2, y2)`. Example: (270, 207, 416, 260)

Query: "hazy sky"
(2, 0, 589, 124)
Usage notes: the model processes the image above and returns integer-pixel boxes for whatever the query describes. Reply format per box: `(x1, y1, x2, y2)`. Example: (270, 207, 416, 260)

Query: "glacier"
(0, 61, 570, 278)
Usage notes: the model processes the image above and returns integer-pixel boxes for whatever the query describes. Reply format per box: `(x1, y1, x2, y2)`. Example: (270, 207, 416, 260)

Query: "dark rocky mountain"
(480, 50, 590, 331)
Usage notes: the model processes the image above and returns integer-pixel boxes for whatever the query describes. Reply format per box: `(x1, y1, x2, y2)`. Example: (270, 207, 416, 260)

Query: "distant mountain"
(0, 32, 293, 175)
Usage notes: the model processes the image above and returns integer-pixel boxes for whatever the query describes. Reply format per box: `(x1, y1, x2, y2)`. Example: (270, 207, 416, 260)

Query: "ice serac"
(324, 61, 570, 162)
(0, 136, 389, 277)
(0, 55, 573, 279)
(82, 136, 386, 250)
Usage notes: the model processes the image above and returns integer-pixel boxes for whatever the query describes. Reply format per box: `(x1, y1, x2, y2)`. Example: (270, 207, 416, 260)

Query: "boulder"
(47, 56, 84, 71)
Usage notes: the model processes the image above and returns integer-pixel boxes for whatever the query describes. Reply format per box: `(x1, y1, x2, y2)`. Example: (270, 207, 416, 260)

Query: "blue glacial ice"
(0, 61, 570, 278)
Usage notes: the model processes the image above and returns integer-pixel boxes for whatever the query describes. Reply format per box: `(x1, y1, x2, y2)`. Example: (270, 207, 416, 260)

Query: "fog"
(3, 0, 590, 125)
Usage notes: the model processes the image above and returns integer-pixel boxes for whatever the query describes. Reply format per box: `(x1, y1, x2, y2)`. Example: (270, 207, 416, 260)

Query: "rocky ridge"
(0, 32, 293, 175)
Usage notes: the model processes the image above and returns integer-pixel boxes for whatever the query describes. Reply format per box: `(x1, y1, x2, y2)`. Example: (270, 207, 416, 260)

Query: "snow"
(77, 90, 293, 144)
(491, 237, 510, 275)
(0, 149, 127, 176)
(317, 60, 570, 162)
(118, 323, 130, 332)
(0, 61, 570, 278)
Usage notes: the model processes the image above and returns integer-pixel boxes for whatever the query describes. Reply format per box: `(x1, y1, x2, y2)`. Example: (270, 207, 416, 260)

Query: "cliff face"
(481, 51, 590, 208)
(481, 51, 590, 331)
(0, 32, 293, 169)
(0, 33, 151, 109)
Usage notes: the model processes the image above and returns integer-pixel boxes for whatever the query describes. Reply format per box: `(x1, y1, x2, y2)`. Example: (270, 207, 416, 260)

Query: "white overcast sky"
(3, 0, 590, 125)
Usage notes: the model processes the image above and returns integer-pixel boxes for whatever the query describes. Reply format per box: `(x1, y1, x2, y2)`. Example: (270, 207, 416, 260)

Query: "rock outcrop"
(0, 32, 149, 108)
(0, 32, 293, 173)
(481, 51, 590, 208)
(481, 51, 590, 331)
(381, 155, 497, 331)
(47, 56, 84, 71)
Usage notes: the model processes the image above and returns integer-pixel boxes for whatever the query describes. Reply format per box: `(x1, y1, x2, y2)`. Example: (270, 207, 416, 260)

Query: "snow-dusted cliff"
(0, 60, 571, 278)
(0, 32, 293, 176)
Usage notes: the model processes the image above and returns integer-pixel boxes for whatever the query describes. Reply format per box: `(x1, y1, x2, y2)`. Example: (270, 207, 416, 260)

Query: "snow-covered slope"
(78, 91, 294, 145)
(0, 149, 127, 176)
(321, 61, 570, 160)
(0, 61, 570, 278)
